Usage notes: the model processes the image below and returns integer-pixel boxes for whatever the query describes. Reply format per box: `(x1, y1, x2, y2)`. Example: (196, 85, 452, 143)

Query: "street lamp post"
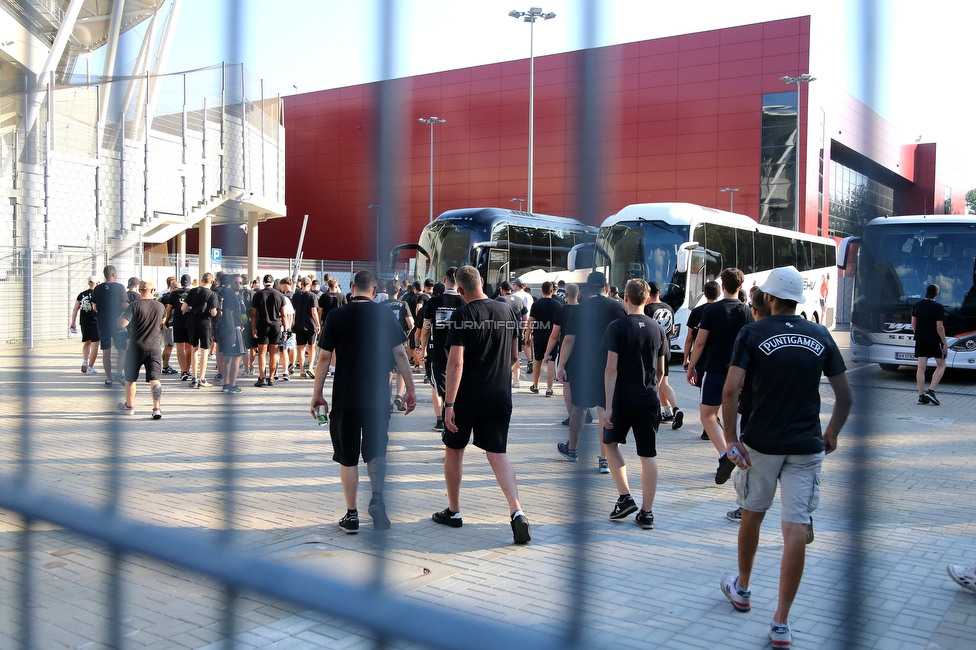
(418, 117, 446, 224)
(510, 197, 525, 211)
(781, 73, 816, 231)
(720, 187, 739, 213)
(509, 7, 556, 214)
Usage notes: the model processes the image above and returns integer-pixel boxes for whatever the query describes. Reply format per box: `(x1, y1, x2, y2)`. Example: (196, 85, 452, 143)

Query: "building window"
(827, 160, 894, 238)
(759, 91, 797, 230)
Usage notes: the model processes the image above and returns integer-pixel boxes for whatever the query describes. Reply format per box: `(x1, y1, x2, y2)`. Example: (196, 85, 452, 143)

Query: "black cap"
(586, 271, 608, 289)
(180, 274, 191, 287)
(648, 281, 661, 295)
(500, 280, 512, 292)
(263, 274, 274, 286)
(423, 279, 434, 288)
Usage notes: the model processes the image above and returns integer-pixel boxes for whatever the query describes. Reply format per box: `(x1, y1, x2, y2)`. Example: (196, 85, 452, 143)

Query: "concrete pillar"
(247, 211, 259, 281)
(176, 230, 186, 268)
(199, 214, 212, 279)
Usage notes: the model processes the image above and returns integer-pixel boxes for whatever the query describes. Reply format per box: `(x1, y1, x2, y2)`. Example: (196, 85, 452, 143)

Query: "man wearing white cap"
(719, 266, 852, 649)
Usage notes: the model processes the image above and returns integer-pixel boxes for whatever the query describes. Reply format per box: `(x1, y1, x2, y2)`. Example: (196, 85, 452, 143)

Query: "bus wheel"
(879, 363, 900, 372)
(812, 312, 820, 324)
(800, 311, 808, 320)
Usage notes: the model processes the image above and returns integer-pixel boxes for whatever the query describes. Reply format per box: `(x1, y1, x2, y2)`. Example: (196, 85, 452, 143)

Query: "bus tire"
(879, 363, 900, 372)
(812, 312, 820, 324)
(800, 311, 808, 320)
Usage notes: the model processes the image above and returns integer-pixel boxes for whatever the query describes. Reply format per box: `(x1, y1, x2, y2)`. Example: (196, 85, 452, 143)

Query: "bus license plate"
(895, 352, 916, 360)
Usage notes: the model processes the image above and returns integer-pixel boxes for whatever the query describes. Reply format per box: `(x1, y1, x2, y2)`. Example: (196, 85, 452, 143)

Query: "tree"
(967, 188, 976, 214)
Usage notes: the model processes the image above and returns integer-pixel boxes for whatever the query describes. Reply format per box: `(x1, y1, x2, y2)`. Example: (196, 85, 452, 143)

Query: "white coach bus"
(590, 203, 838, 356)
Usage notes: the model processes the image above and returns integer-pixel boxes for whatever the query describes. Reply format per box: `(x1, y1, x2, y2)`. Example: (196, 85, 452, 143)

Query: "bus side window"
(773, 234, 795, 267)
(825, 244, 836, 267)
(755, 232, 774, 272)
(707, 224, 736, 271)
(797, 240, 813, 272)
(813, 243, 826, 269)
(736, 229, 755, 274)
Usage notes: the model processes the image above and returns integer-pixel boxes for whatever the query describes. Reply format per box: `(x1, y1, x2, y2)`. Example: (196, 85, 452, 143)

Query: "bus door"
(687, 248, 722, 306)
(390, 243, 430, 281)
(486, 247, 509, 296)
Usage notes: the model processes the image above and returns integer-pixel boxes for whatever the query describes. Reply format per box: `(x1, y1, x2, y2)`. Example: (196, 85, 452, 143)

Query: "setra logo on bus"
(882, 322, 913, 332)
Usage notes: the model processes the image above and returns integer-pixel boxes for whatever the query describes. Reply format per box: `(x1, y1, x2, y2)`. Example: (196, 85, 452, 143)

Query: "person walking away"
(527, 281, 561, 396)
(309, 269, 417, 533)
(546, 283, 583, 426)
(318, 277, 347, 377)
(555, 272, 627, 473)
(683, 280, 721, 440)
(420, 267, 465, 432)
(251, 275, 287, 386)
(117, 281, 166, 419)
(380, 279, 415, 410)
(159, 277, 179, 374)
(217, 274, 249, 393)
(602, 279, 668, 530)
(644, 281, 683, 429)
(91, 265, 129, 386)
(495, 281, 528, 388)
(166, 275, 193, 380)
(912, 283, 948, 405)
(720, 266, 851, 649)
(291, 277, 321, 379)
(182, 272, 219, 388)
(71, 276, 100, 374)
(684, 268, 752, 483)
(434, 265, 531, 544)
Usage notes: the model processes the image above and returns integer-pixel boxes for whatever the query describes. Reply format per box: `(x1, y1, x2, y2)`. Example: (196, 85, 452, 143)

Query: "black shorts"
(255, 323, 281, 346)
(81, 323, 100, 343)
(294, 328, 315, 346)
(532, 336, 550, 363)
(173, 325, 189, 344)
(124, 346, 162, 383)
(188, 323, 213, 349)
(430, 361, 447, 398)
(662, 353, 670, 377)
(443, 401, 511, 454)
(329, 408, 391, 466)
(700, 372, 726, 407)
(569, 373, 606, 409)
(604, 403, 661, 457)
(98, 328, 127, 351)
(914, 341, 945, 359)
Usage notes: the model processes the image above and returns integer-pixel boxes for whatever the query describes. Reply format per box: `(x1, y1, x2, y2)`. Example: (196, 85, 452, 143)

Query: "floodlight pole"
(781, 73, 816, 231)
(510, 7, 556, 214)
(418, 117, 446, 224)
(720, 187, 739, 213)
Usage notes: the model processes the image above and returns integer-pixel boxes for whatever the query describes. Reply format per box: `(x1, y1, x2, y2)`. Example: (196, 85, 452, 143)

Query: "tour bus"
(590, 202, 838, 356)
(840, 215, 976, 371)
(391, 207, 598, 295)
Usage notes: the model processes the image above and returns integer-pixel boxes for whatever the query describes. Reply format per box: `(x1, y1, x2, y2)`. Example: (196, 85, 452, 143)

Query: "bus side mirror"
(837, 237, 860, 270)
(568, 243, 595, 271)
(676, 241, 699, 274)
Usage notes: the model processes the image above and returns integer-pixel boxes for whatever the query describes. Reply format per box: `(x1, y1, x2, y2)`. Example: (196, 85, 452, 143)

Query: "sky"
(101, 0, 976, 185)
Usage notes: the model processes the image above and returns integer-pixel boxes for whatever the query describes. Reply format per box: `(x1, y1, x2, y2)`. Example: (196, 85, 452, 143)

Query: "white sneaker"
(948, 562, 976, 594)
(87, 367, 98, 375)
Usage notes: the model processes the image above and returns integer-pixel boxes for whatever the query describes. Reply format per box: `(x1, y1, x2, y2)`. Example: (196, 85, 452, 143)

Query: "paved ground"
(2, 329, 976, 649)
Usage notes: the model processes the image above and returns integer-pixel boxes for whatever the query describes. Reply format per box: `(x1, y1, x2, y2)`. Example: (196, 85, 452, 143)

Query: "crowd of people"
(73, 261, 969, 649)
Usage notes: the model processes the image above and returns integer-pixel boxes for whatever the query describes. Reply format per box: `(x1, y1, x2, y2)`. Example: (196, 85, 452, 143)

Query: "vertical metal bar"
(120, 118, 126, 232)
(261, 79, 265, 198)
(45, 73, 51, 251)
(241, 64, 246, 190)
(182, 73, 188, 165)
(145, 71, 150, 223)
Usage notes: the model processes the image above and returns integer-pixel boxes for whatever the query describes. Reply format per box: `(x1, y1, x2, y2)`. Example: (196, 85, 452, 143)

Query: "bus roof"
(435, 207, 594, 230)
(602, 202, 836, 245)
(864, 215, 976, 228)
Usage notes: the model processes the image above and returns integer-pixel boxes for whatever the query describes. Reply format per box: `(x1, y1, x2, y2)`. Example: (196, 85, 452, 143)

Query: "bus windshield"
(855, 222, 976, 335)
(597, 220, 689, 310)
(417, 221, 481, 281)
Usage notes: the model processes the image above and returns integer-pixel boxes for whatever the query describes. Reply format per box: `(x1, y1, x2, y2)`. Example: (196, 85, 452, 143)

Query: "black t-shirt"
(730, 315, 846, 455)
(186, 286, 219, 327)
(644, 300, 675, 359)
(603, 314, 668, 407)
(911, 299, 945, 345)
(403, 291, 419, 319)
(529, 297, 562, 342)
(219, 290, 248, 338)
(554, 303, 577, 347)
(414, 293, 431, 320)
(121, 299, 165, 350)
(76, 289, 97, 327)
(423, 291, 466, 366)
(319, 296, 407, 411)
(564, 295, 627, 378)
(126, 290, 140, 308)
(92, 282, 127, 331)
(445, 298, 519, 410)
(496, 294, 527, 319)
(168, 287, 191, 327)
(318, 291, 347, 322)
(252, 287, 286, 327)
(381, 298, 412, 336)
(291, 289, 318, 331)
(687, 303, 706, 336)
(699, 298, 753, 374)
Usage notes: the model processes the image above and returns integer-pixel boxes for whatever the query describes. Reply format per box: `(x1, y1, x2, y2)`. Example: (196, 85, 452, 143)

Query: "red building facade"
(266, 16, 959, 262)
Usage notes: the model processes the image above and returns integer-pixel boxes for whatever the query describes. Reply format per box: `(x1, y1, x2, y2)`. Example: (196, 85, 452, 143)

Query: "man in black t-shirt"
(159, 277, 179, 375)
(317, 278, 347, 377)
(118, 281, 167, 419)
(420, 267, 465, 431)
(251, 275, 287, 387)
(183, 272, 220, 388)
(434, 265, 531, 544)
(527, 281, 561, 396)
(719, 266, 851, 647)
(496, 281, 528, 388)
(71, 276, 99, 374)
(291, 277, 321, 379)
(685, 268, 752, 484)
(555, 272, 627, 473)
(403, 282, 422, 368)
(645, 281, 683, 430)
(92, 265, 129, 386)
(546, 283, 580, 426)
(217, 274, 249, 394)
(166, 275, 193, 380)
(416, 281, 433, 381)
(381, 279, 415, 410)
(912, 283, 948, 405)
(309, 269, 416, 534)
(602, 279, 668, 530)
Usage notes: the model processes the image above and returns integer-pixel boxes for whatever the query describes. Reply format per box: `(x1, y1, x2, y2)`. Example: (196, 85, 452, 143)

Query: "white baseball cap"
(760, 266, 806, 303)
